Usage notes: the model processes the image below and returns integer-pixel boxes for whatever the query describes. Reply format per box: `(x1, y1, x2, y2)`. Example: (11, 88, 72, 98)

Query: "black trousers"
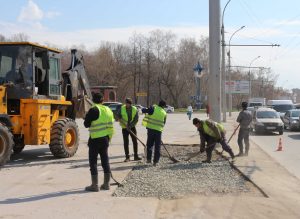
(88, 136, 111, 175)
(202, 134, 216, 161)
(219, 133, 235, 158)
(122, 127, 138, 158)
(146, 129, 162, 163)
(237, 128, 250, 153)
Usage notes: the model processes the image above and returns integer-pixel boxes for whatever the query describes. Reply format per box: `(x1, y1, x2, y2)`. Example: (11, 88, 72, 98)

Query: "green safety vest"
(202, 120, 224, 138)
(142, 105, 166, 132)
(119, 105, 137, 128)
(89, 104, 115, 139)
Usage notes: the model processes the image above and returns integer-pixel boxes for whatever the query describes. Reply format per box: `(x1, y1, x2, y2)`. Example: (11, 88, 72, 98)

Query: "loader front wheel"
(49, 118, 79, 158)
(0, 125, 14, 166)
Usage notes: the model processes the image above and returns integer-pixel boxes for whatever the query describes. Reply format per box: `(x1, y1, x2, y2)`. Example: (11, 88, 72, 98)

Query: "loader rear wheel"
(49, 118, 79, 158)
(0, 125, 14, 166)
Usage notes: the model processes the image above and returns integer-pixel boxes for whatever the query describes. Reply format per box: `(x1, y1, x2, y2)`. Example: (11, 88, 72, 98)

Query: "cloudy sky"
(1, 0, 300, 90)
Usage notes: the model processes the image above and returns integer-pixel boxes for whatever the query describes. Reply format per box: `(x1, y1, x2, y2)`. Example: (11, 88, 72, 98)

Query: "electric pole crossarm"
(229, 44, 280, 47)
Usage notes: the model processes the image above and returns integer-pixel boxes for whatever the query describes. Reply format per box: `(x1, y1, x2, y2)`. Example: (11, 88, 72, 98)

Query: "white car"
(251, 107, 284, 135)
(164, 105, 174, 113)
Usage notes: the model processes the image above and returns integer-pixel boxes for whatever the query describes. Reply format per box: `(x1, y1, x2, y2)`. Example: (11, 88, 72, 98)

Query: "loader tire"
(0, 125, 14, 166)
(49, 118, 79, 158)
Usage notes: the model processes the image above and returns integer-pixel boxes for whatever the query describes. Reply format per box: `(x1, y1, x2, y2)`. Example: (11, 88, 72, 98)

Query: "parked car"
(282, 109, 300, 131)
(164, 105, 175, 113)
(103, 102, 122, 119)
(251, 107, 284, 135)
(134, 104, 146, 113)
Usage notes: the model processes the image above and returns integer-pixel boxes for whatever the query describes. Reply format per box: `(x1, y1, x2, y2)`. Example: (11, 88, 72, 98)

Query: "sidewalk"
(1, 113, 300, 219)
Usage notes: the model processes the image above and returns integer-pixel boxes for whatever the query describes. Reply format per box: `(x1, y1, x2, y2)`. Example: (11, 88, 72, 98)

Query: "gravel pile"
(113, 145, 259, 199)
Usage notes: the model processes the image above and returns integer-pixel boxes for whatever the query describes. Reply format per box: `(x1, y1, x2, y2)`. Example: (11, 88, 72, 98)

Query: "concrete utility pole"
(209, 0, 221, 122)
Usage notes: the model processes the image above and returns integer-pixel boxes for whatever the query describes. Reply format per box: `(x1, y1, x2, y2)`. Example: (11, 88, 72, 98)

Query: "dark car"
(134, 104, 146, 113)
(103, 102, 122, 119)
(282, 109, 300, 131)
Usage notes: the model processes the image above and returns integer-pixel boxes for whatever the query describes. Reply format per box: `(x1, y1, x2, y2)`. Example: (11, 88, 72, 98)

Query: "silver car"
(282, 109, 300, 131)
(251, 107, 284, 135)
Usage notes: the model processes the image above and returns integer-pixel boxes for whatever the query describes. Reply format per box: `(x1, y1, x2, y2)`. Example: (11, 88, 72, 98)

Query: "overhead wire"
(236, 0, 300, 73)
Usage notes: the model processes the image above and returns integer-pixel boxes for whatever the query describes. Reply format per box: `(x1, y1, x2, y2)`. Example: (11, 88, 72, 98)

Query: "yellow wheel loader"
(0, 42, 92, 165)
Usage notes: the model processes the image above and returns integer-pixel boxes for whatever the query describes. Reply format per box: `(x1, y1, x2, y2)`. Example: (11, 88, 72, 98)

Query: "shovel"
(184, 142, 215, 161)
(119, 119, 179, 163)
(128, 129, 179, 163)
(220, 124, 240, 154)
(161, 141, 180, 163)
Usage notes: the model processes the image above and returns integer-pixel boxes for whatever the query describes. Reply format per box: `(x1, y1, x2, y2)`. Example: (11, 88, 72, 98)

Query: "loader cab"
(0, 42, 62, 101)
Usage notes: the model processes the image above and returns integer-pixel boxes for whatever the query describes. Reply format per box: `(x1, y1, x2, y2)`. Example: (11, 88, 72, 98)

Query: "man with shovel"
(142, 100, 167, 166)
(117, 98, 142, 162)
(236, 101, 252, 156)
(192, 118, 235, 163)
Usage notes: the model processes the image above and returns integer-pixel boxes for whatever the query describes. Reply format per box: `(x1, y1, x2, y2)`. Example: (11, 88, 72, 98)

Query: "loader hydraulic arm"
(62, 49, 93, 119)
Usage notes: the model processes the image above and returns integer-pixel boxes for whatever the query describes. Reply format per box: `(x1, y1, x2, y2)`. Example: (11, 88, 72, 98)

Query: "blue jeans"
(187, 112, 192, 120)
(146, 129, 162, 163)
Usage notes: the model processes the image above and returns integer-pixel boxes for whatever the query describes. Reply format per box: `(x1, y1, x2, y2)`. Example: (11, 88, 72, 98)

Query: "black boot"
(100, 173, 111, 190)
(124, 155, 130, 162)
(134, 154, 142, 161)
(85, 175, 99, 192)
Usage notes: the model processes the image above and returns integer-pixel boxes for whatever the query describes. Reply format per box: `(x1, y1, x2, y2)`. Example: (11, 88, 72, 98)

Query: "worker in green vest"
(117, 98, 141, 162)
(84, 93, 115, 192)
(142, 100, 167, 166)
(192, 118, 235, 163)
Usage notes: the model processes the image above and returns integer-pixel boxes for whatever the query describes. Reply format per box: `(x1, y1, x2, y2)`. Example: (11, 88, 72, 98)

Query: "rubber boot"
(85, 175, 99, 192)
(100, 173, 111, 190)
(134, 154, 142, 161)
(203, 151, 212, 163)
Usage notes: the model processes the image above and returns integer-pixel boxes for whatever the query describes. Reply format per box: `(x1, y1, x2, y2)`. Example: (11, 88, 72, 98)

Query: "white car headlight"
(292, 120, 298, 124)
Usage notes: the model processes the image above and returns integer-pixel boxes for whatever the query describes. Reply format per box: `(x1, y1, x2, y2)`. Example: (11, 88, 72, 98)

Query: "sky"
(1, 0, 300, 90)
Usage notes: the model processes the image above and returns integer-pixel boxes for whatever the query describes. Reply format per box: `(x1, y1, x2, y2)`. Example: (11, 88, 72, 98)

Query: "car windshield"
(0, 45, 33, 86)
(249, 103, 262, 107)
(257, 111, 279, 119)
(291, 111, 300, 117)
(272, 105, 294, 112)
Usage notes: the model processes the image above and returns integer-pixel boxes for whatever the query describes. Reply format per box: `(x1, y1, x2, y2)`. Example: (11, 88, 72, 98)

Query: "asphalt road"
(1, 112, 300, 219)
(250, 128, 300, 180)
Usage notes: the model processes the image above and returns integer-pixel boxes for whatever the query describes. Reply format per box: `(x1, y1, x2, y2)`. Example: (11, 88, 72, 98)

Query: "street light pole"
(221, 0, 232, 122)
(228, 25, 245, 117)
(248, 56, 261, 98)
